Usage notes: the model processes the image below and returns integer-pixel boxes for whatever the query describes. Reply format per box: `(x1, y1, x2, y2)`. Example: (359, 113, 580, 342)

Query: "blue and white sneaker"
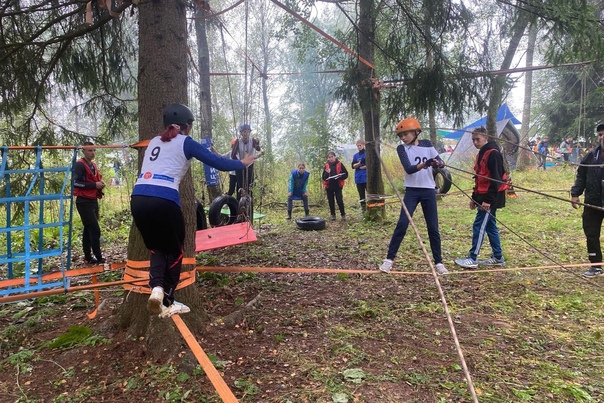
(478, 256, 505, 266)
(455, 257, 478, 269)
(583, 266, 603, 278)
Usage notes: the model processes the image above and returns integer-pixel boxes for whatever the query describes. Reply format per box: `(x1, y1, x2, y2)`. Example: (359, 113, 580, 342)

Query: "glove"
(423, 158, 434, 169)
(431, 158, 443, 169)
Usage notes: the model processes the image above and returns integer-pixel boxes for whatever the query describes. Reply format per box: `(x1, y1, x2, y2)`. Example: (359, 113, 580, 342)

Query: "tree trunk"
(116, 0, 207, 360)
(358, 0, 384, 221)
(515, 23, 537, 171)
(486, 11, 530, 172)
(195, 2, 222, 202)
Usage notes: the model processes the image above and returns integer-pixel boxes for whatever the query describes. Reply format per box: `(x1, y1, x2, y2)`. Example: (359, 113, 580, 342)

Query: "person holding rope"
(570, 124, 604, 278)
(352, 139, 367, 213)
(73, 141, 106, 265)
(323, 151, 348, 220)
(455, 126, 507, 270)
(131, 104, 257, 318)
(379, 118, 448, 275)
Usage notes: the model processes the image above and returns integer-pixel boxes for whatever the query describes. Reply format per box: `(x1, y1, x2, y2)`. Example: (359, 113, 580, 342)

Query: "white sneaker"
(435, 263, 449, 275)
(379, 259, 393, 273)
(147, 286, 164, 315)
(159, 301, 191, 318)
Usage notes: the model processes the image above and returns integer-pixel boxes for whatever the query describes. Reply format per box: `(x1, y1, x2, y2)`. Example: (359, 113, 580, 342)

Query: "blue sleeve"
(288, 172, 294, 193)
(397, 145, 420, 175)
(184, 137, 245, 171)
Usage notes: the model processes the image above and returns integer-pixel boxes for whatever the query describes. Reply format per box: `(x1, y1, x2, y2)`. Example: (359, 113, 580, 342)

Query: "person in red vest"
(455, 127, 508, 269)
(322, 151, 348, 220)
(73, 141, 106, 264)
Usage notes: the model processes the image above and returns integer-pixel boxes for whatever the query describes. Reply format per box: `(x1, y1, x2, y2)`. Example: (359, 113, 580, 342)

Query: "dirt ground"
(1, 212, 603, 402)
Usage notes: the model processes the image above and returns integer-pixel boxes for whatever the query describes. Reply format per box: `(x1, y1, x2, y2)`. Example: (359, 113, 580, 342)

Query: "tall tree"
(516, 23, 537, 171)
(118, 0, 207, 356)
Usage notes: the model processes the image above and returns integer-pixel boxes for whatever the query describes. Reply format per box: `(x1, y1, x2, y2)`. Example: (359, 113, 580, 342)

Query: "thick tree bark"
(358, 0, 384, 221)
(195, 2, 222, 202)
(516, 23, 537, 171)
(116, 0, 207, 359)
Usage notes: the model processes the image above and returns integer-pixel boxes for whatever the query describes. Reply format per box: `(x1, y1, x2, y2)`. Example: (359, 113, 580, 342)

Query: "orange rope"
(171, 315, 239, 402)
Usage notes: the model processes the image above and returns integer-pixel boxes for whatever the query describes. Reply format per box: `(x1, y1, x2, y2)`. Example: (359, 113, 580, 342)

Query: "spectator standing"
(559, 137, 573, 162)
(322, 151, 348, 221)
(570, 124, 604, 277)
(73, 142, 106, 265)
(352, 139, 367, 213)
(287, 163, 310, 220)
(537, 136, 549, 170)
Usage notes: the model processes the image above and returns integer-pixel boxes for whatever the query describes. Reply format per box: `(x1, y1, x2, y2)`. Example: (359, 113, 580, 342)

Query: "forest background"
(1, 0, 604, 402)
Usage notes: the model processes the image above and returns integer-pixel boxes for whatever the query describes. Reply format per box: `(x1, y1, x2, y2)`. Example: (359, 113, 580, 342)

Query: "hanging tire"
(195, 200, 208, 230)
(296, 216, 326, 231)
(208, 195, 238, 227)
(434, 167, 452, 195)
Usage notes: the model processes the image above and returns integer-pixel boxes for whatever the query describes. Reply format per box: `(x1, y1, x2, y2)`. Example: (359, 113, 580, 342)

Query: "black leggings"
(76, 199, 102, 260)
(131, 195, 184, 306)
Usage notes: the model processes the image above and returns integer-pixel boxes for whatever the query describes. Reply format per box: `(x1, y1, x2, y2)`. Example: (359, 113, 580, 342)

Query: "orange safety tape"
(125, 258, 196, 269)
(197, 262, 599, 275)
(123, 268, 196, 294)
(87, 274, 100, 319)
(0, 266, 105, 288)
(130, 139, 150, 148)
(171, 315, 239, 403)
(269, 0, 375, 71)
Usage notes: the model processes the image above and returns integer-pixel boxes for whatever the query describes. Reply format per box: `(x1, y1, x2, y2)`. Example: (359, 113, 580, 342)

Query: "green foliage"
(43, 325, 110, 350)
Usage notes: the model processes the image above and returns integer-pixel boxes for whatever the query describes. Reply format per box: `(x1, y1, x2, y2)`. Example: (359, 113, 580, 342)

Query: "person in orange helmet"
(379, 117, 448, 275)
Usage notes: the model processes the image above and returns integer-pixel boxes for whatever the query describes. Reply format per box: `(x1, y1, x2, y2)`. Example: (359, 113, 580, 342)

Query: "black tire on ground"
(208, 195, 238, 227)
(295, 216, 326, 231)
(434, 167, 452, 195)
(195, 200, 208, 230)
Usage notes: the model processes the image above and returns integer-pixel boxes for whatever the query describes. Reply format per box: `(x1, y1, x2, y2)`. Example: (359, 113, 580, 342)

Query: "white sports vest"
(135, 134, 190, 191)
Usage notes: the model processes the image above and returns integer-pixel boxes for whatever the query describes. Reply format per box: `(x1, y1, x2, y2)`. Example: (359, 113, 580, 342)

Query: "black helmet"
(163, 104, 194, 127)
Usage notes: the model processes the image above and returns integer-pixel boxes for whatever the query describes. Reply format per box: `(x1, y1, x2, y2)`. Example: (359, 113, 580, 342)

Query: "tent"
(445, 103, 521, 168)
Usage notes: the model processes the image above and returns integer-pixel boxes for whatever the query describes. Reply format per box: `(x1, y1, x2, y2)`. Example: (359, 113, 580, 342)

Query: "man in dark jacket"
(455, 127, 508, 269)
(570, 124, 604, 277)
(73, 142, 106, 264)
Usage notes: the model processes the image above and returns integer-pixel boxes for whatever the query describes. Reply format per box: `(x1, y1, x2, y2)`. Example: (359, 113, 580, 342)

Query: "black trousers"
(356, 183, 367, 210)
(227, 174, 237, 196)
(76, 199, 102, 260)
(326, 187, 345, 216)
(235, 166, 254, 220)
(582, 205, 604, 267)
(131, 195, 185, 306)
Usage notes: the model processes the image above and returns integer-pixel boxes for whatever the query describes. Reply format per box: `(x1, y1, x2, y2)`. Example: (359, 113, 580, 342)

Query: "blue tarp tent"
(444, 103, 521, 140)
(445, 103, 522, 168)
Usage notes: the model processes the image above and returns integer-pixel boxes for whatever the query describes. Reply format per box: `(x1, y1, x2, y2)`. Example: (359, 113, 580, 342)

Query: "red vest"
(73, 158, 103, 199)
(323, 161, 345, 189)
(474, 149, 508, 194)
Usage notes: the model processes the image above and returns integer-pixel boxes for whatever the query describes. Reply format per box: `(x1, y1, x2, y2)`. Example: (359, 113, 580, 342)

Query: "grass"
(2, 161, 604, 402)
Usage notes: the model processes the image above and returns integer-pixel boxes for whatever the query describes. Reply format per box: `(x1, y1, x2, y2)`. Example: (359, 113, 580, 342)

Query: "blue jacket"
(288, 170, 309, 198)
(352, 149, 367, 184)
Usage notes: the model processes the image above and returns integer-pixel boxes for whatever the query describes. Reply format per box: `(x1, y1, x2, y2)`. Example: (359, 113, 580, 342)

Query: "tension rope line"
(268, 0, 374, 70)
(369, 138, 479, 403)
(434, 166, 604, 290)
(445, 164, 604, 212)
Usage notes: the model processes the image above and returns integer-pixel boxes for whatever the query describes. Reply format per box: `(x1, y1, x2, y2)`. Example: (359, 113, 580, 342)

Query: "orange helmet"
(395, 117, 421, 135)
